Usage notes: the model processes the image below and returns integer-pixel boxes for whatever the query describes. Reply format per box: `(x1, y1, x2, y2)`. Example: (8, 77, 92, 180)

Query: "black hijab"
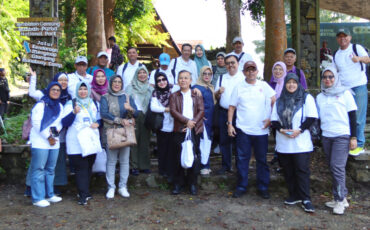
(152, 72, 172, 107)
(276, 73, 307, 129)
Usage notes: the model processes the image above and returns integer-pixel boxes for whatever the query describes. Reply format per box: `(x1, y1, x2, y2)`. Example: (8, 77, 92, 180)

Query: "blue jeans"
(30, 148, 59, 202)
(352, 84, 368, 147)
(219, 109, 234, 170)
(236, 129, 270, 192)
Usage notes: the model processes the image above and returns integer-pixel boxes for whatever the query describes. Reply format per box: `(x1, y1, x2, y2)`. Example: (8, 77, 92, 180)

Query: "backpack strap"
(171, 58, 177, 81)
(296, 68, 301, 82)
(219, 74, 223, 87)
(119, 63, 128, 77)
(139, 63, 143, 67)
(238, 52, 245, 62)
(333, 49, 338, 64)
(353, 44, 365, 71)
(72, 98, 77, 109)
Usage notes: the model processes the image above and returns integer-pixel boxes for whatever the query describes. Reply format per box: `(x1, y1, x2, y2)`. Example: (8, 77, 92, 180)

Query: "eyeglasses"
(157, 78, 167, 83)
(112, 80, 122, 84)
(203, 72, 212, 76)
(225, 61, 236, 66)
(322, 75, 334, 80)
(50, 88, 61, 92)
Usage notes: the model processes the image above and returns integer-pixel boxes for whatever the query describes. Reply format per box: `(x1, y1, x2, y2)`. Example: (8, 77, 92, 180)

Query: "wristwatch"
(226, 121, 232, 125)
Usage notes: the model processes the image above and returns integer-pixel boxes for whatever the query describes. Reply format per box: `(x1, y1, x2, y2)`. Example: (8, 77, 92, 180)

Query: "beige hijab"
(196, 66, 216, 104)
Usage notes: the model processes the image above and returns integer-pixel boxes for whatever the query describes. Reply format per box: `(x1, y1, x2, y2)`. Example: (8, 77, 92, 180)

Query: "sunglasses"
(157, 78, 167, 83)
(112, 80, 122, 84)
(322, 75, 334, 80)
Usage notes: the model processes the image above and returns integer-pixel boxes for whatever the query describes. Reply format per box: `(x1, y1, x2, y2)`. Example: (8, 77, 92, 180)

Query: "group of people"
(24, 30, 369, 216)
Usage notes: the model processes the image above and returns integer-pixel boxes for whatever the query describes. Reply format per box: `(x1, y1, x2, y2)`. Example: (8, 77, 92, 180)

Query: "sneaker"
(302, 200, 315, 213)
(106, 188, 115, 199)
(118, 187, 130, 198)
(53, 186, 62, 196)
(325, 198, 349, 208)
(78, 197, 87, 206)
(349, 147, 365, 156)
(46, 195, 62, 203)
(33, 200, 50, 208)
(333, 201, 345, 215)
(24, 186, 32, 197)
(284, 197, 302, 205)
(257, 190, 270, 199)
(77, 194, 93, 201)
(232, 189, 246, 198)
(200, 168, 210, 175)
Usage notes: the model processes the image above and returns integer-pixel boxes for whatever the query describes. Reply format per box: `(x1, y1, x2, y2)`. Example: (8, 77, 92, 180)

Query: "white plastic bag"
(77, 127, 102, 157)
(200, 128, 212, 165)
(92, 149, 107, 173)
(181, 129, 194, 169)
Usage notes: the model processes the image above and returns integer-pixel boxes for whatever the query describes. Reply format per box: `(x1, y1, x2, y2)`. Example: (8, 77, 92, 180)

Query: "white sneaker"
(200, 169, 210, 175)
(46, 196, 62, 203)
(325, 198, 349, 208)
(106, 188, 115, 199)
(333, 201, 345, 215)
(33, 200, 50, 208)
(118, 187, 130, 198)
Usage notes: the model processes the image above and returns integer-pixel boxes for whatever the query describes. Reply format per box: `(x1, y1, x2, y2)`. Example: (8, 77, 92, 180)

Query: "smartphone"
(285, 131, 293, 135)
(50, 127, 59, 137)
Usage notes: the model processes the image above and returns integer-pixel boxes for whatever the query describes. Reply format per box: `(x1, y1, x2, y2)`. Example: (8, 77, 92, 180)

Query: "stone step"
(352, 150, 370, 161)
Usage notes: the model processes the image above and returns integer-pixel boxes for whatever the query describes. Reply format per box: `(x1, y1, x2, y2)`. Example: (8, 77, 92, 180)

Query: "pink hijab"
(91, 69, 108, 96)
(272, 61, 287, 98)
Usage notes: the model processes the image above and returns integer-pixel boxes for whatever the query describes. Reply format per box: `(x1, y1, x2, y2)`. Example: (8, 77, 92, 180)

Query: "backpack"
(300, 94, 321, 146)
(333, 43, 369, 72)
(118, 62, 143, 77)
(171, 58, 178, 81)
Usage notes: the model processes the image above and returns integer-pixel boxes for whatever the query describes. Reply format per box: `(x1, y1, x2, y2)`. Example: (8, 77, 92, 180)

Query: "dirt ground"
(0, 170, 369, 230)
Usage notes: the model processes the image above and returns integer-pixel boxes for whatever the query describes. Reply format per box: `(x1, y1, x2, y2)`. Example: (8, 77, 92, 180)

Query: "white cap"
(232, 36, 244, 44)
(97, 51, 109, 58)
(75, 56, 88, 64)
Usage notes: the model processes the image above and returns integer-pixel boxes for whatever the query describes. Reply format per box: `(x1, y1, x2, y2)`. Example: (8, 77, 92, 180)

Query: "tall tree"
(104, 0, 115, 42)
(264, 0, 286, 81)
(63, 0, 77, 47)
(225, 0, 241, 52)
(86, 0, 106, 65)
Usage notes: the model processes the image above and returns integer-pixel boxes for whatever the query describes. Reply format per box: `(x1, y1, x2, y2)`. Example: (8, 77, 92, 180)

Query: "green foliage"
(114, 0, 152, 25)
(320, 9, 360, 23)
(241, 0, 265, 23)
(0, 108, 30, 145)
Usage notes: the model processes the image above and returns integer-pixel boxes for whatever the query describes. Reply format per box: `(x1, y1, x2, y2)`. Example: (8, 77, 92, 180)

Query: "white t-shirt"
(215, 71, 245, 109)
(169, 56, 198, 85)
(271, 94, 318, 154)
(149, 68, 175, 85)
(334, 43, 368, 88)
(229, 80, 275, 135)
(316, 90, 357, 137)
(64, 100, 100, 155)
(67, 72, 93, 99)
(116, 61, 141, 90)
(230, 51, 253, 71)
(30, 102, 63, 149)
(181, 90, 193, 120)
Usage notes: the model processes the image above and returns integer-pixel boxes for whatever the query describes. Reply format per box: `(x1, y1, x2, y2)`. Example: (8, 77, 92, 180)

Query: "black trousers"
(173, 131, 201, 187)
(69, 154, 96, 199)
(157, 130, 174, 178)
(278, 152, 311, 201)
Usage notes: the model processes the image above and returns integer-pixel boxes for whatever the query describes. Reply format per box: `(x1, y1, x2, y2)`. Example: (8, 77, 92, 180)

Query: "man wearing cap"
(230, 37, 253, 72)
(228, 61, 276, 198)
(271, 48, 308, 89)
(211, 52, 227, 87)
(87, 51, 115, 79)
(116, 47, 143, 90)
(68, 56, 94, 99)
(149, 53, 174, 86)
(333, 28, 370, 156)
(169, 43, 198, 85)
(214, 53, 245, 175)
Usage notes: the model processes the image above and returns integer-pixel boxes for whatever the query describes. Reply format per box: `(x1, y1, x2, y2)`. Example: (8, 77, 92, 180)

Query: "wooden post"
(29, 0, 59, 89)
(290, 0, 320, 88)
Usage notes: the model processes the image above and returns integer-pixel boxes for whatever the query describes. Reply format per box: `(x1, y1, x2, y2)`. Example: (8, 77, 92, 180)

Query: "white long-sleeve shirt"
(28, 75, 44, 101)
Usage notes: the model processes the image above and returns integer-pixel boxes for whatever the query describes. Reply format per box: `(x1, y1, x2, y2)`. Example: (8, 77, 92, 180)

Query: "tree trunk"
(264, 0, 287, 82)
(104, 0, 116, 43)
(63, 0, 76, 47)
(225, 0, 241, 53)
(87, 0, 107, 66)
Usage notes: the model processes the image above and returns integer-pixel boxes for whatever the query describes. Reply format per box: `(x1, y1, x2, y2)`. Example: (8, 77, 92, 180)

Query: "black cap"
(336, 28, 351, 37)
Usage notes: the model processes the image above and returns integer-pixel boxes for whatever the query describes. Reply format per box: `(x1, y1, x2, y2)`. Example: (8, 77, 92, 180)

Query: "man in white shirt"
(214, 54, 245, 175)
(333, 28, 370, 156)
(230, 37, 253, 71)
(169, 43, 198, 85)
(116, 47, 143, 90)
(68, 56, 93, 99)
(227, 61, 276, 198)
(149, 53, 174, 86)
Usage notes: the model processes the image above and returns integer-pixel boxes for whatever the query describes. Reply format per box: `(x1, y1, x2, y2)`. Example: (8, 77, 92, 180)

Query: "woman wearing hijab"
(62, 81, 101, 205)
(211, 52, 227, 87)
(193, 66, 215, 175)
(150, 72, 179, 181)
(25, 70, 71, 197)
(317, 67, 357, 215)
(126, 66, 153, 175)
(194, 44, 212, 76)
(271, 73, 318, 213)
(100, 75, 138, 199)
(29, 82, 64, 207)
(91, 69, 108, 102)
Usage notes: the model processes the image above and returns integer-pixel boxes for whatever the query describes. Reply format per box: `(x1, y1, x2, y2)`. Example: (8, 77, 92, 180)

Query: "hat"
(75, 56, 88, 64)
(232, 37, 244, 44)
(336, 28, 351, 37)
(216, 52, 226, 58)
(284, 48, 296, 55)
(97, 51, 109, 58)
(243, 61, 257, 70)
(159, 53, 170, 66)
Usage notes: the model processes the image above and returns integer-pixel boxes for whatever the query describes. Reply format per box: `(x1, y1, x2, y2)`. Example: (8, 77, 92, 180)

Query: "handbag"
(200, 128, 212, 165)
(22, 115, 32, 140)
(181, 129, 194, 169)
(92, 149, 107, 173)
(144, 103, 164, 132)
(77, 127, 102, 157)
(106, 122, 137, 149)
